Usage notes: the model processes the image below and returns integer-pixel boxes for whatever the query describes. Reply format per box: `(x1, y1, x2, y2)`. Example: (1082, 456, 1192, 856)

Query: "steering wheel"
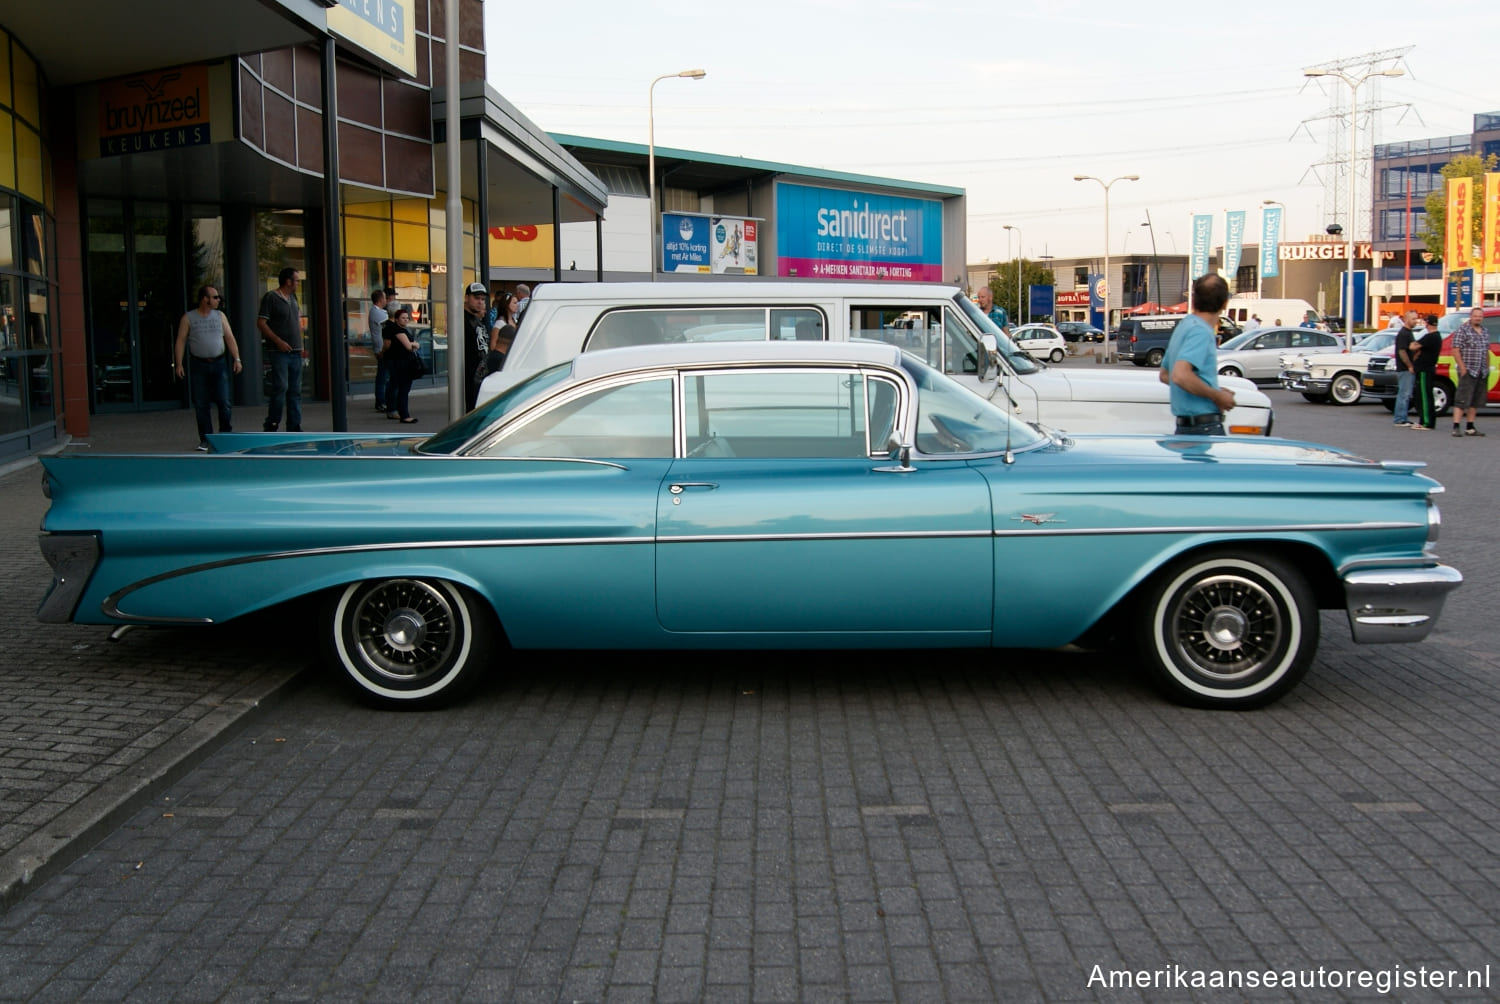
(926, 414, 970, 453)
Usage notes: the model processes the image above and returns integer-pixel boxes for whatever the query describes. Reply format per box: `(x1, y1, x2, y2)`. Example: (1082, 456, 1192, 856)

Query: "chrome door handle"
(669, 482, 718, 494)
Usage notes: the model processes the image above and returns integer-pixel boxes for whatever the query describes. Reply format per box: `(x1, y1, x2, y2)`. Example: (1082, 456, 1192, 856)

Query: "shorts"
(1455, 371, 1489, 410)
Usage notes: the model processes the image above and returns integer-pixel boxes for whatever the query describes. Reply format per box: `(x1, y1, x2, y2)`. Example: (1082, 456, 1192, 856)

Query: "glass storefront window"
(0, 276, 22, 437)
(0, 276, 16, 352)
(0, 195, 12, 268)
(23, 204, 45, 276)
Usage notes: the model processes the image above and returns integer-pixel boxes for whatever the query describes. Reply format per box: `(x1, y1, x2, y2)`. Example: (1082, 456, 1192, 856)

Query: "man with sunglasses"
(174, 285, 243, 451)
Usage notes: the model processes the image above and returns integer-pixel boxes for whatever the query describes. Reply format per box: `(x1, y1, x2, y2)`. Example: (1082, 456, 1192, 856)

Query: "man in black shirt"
(1410, 313, 1443, 431)
(257, 267, 304, 432)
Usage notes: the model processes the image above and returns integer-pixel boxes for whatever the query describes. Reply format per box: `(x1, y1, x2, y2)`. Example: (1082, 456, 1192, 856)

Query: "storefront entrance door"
(86, 200, 186, 412)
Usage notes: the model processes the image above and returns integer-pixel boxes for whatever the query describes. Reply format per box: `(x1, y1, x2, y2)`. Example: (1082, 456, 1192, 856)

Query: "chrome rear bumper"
(1343, 564, 1463, 643)
(36, 533, 99, 624)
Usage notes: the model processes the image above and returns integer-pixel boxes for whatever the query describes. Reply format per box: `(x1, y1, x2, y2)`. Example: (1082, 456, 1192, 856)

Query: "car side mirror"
(877, 435, 916, 472)
(976, 335, 997, 382)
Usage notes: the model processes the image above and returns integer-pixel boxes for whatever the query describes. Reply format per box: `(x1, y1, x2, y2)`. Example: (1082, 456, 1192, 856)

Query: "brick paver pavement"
(1, 382, 1496, 1001)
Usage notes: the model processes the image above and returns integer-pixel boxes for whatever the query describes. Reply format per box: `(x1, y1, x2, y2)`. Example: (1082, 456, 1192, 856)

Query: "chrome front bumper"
(1343, 564, 1463, 643)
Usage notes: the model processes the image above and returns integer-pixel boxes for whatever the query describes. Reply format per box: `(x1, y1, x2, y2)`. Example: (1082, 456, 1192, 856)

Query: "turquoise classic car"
(38, 341, 1460, 710)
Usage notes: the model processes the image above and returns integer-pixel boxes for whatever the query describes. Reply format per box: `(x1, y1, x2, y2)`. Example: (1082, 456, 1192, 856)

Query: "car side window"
(476, 377, 675, 458)
(1258, 330, 1291, 349)
(682, 369, 872, 459)
(584, 307, 825, 350)
(942, 308, 983, 376)
(851, 306, 942, 369)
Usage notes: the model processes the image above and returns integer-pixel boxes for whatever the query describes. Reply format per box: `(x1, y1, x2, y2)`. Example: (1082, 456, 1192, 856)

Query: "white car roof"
(567, 338, 909, 382)
(534, 280, 963, 304)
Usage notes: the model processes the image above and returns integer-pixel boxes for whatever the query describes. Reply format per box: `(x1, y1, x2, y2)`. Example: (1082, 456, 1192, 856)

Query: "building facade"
(1, 1, 607, 465)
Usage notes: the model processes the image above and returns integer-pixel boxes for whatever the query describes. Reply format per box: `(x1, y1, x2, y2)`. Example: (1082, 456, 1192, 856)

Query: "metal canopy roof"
(8, 0, 328, 87)
(550, 133, 965, 200)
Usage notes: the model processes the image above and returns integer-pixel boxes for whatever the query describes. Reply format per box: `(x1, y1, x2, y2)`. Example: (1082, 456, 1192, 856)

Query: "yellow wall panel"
(344, 215, 392, 258)
(392, 221, 426, 262)
(0, 112, 14, 190)
(11, 45, 38, 128)
(15, 125, 42, 202)
(392, 198, 426, 224)
(0, 33, 11, 107)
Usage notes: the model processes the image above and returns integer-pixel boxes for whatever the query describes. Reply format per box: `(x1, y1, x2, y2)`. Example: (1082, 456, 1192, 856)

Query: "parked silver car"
(1216, 326, 1340, 382)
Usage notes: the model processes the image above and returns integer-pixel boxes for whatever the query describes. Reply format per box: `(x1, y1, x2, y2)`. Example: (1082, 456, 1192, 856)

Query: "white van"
(478, 282, 1273, 436)
(1226, 298, 1323, 329)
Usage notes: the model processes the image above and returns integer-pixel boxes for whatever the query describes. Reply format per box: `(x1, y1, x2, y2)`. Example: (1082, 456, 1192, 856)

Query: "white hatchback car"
(1009, 324, 1068, 363)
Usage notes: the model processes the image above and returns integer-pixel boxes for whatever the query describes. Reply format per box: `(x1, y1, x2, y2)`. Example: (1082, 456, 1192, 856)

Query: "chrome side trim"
(658, 529, 991, 544)
(100, 535, 656, 622)
(992, 520, 1422, 537)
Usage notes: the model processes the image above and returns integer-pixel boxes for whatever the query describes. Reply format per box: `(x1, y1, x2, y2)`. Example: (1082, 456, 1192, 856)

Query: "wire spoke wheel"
(328, 578, 493, 707)
(351, 579, 459, 684)
(1166, 573, 1283, 682)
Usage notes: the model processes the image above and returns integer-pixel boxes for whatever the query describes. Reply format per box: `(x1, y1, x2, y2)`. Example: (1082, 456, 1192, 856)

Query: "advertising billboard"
(661, 213, 762, 274)
(776, 183, 943, 282)
(328, 0, 417, 78)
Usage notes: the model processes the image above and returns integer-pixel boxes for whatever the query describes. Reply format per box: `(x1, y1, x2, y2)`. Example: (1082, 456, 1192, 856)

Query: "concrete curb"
(0, 667, 305, 912)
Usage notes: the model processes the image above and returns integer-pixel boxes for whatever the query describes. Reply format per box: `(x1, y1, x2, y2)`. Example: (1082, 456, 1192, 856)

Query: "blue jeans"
(1393, 370, 1414, 424)
(265, 351, 304, 431)
(188, 355, 232, 440)
(374, 352, 390, 409)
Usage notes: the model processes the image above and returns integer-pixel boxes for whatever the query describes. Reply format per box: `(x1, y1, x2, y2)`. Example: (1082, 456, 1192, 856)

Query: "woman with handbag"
(381, 306, 421, 424)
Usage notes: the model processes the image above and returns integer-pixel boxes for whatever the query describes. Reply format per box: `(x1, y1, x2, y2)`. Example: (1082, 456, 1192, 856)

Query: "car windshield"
(1355, 331, 1396, 353)
(899, 352, 1046, 455)
(417, 362, 574, 455)
(954, 293, 1039, 374)
(1219, 331, 1257, 351)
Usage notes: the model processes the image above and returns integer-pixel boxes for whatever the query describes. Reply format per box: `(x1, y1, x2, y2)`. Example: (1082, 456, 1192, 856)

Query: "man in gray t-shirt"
(257, 267, 304, 432)
(368, 288, 389, 411)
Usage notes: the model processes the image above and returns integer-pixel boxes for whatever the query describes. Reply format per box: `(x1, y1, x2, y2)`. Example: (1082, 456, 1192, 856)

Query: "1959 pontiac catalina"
(38, 341, 1460, 710)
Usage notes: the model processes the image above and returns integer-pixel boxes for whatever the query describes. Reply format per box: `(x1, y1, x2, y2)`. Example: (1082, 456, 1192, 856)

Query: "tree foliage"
(1421, 153, 1498, 262)
(986, 260, 1058, 323)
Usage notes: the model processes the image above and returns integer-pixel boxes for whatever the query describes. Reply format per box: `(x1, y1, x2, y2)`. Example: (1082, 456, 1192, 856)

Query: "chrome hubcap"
(1170, 574, 1282, 682)
(349, 580, 458, 684)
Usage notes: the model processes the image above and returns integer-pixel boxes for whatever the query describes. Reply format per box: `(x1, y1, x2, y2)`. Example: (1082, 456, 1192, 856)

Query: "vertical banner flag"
(1482, 173, 1500, 271)
(1223, 211, 1247, 276)
(1190, 214, 1213, 279)
(1446, 177, 1472, 270)
(1260, 206, 1282, 279)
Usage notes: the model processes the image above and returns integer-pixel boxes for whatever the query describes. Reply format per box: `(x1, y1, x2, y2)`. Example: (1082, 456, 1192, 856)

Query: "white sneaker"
(1393, 421, 1412, 427)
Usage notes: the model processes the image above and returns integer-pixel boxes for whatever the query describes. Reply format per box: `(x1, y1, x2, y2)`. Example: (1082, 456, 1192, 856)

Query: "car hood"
(1024, 366, 1271, 409)
(206, 432, 423, 456)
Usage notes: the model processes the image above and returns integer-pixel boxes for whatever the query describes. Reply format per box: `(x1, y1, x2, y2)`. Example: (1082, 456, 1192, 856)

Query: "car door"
(655, 367, 993, 641)
(1247, 329, 1291, 379)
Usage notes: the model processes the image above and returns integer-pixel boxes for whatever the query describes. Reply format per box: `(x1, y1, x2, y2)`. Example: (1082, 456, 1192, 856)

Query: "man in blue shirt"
(1160, 274, 1237, 435)
(976, 286, 1009, 333)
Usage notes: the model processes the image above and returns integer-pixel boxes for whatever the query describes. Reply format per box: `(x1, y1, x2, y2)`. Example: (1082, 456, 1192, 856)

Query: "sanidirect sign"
(776, 183, 943, 281)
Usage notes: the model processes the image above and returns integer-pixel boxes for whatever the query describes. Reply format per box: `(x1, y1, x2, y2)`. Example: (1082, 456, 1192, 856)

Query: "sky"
(482, 1, 1497, 263)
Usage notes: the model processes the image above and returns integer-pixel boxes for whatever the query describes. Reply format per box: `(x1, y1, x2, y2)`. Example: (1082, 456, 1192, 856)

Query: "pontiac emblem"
(1013, 513, 1062, 526)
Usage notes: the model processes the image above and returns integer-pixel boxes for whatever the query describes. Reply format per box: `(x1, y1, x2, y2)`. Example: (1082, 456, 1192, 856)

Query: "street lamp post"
(1141, 213, 1160, 308)
(1262, 199, 1288, 300)
(1302, 66, 1402, 350)
(1074, 174, 1140, 362)
(1003, 224, 1023, 325)
(648, 69, 707, 281)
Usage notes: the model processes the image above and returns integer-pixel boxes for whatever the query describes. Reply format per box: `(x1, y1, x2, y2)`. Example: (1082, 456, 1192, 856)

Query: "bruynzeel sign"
(329, 0, 417, 78)
(98, 66, 211, 157)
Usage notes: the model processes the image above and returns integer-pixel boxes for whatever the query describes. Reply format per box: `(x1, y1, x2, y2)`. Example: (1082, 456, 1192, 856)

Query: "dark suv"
(1056, 321, 1104, 342)
(1116, 314, 1241, 367)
